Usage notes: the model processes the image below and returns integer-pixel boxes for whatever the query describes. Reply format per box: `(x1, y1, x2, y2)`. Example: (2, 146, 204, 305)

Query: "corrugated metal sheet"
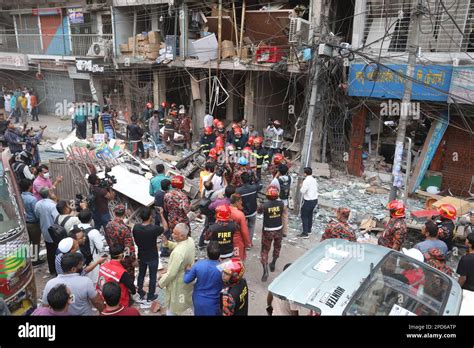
(48, 159, 89, 201)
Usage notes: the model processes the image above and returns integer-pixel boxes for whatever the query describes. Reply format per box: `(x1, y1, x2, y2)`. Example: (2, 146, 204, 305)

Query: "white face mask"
(43, 172, 50, 179)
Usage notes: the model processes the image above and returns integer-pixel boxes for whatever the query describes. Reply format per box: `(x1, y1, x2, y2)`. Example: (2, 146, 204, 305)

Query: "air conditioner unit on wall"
(87, 39, 111, 57)
(288, 17, 312, 45)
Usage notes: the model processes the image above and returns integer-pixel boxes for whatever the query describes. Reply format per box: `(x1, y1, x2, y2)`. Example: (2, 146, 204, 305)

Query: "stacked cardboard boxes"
(123, 31, 163, 60)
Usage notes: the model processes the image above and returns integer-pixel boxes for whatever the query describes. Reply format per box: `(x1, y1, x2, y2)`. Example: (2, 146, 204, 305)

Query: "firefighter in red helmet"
(257, 186, 285, 282)
(436, 203, 457, 251)
(200, 127, 216, 156)
(206, 204, 237, 260)
(220, 258, 248, 316)
(162, 104, 179, 154)
(164, 175, 190, 232)
(378, 200, 408, 251)
(251, 136, 269, 180)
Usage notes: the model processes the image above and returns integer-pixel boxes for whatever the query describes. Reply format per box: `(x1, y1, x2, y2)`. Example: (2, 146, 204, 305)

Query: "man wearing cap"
(104, 204, 137, 282)
(55, 232, 106, 276)
(321, 208, 356, 242)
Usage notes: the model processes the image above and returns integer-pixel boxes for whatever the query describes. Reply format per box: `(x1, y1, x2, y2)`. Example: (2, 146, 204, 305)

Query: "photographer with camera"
(88, 173, 115, 232)
(201, 161, 226, 195)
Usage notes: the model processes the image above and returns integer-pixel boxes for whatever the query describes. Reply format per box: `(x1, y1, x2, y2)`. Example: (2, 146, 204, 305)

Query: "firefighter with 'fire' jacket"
(258, 186, 284, 282)
(206, 204, 237, 260)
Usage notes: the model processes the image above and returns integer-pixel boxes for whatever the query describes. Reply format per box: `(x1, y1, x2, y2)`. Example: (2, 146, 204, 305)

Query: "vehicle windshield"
(0, 161, 23, 241)
(345, 252, 451, 316)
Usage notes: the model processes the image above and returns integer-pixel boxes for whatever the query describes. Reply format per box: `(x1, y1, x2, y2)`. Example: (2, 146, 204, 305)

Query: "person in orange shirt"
(229, 193, 251, 262)
(30, 92, 39, 121)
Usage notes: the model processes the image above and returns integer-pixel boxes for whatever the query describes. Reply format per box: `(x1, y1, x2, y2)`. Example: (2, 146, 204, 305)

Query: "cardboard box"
(148, 31, 162, 44)
(432, 197, 472, 216)
(128, 37, 136, 49)
(119, 43, 130, 52)
(145, 43, 160, 52)
(221, 40, 235, 59)
(136, 33, 147, 41)
(239, 46, 249, 59)
(146, 51, 159, 59)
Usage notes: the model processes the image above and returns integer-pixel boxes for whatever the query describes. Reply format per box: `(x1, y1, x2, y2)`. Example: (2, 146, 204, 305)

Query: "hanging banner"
(67, 8, 84, 24)
(348, 63, 453, 102)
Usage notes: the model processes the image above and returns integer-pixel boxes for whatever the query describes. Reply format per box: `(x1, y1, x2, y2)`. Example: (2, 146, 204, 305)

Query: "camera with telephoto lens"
(98, 167, 117, 189)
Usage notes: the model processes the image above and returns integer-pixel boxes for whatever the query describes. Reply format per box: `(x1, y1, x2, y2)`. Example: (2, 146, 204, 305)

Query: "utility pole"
(389, 0, 422, 202)
(294, 1, 324, 213)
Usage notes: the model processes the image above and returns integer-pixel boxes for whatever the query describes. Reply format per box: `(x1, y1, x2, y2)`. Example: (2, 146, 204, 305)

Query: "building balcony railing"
(0, 34, 113, 57)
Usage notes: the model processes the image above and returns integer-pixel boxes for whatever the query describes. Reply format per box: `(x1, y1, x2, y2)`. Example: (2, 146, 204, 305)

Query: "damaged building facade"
(346, 0, 474, 198)
(0, 0, 358, 164)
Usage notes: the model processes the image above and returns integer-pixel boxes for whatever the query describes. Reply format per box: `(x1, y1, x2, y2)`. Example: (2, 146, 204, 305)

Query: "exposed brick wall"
(440, 123, 474, 197)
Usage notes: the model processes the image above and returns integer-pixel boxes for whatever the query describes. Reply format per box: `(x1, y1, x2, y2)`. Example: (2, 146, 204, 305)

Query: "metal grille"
(49, 159, 89, 202)
(361, 0, 474, 53)
(326, 107, 348, 171)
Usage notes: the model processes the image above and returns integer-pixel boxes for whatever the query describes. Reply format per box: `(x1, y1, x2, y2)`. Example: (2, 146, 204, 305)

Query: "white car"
(268, 239, 463, 315)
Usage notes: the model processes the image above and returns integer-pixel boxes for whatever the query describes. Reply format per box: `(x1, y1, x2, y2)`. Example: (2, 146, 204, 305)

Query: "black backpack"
(48, 216, 72, 245)
(12, 162, 27, 181)
(278, 176, 291, 200)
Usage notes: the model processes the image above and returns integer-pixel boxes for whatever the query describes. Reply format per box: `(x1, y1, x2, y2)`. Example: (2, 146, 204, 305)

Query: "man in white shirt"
(25, 90, 31, 117)
(298, 167, 318, 239)
(203, 113, 214, 129)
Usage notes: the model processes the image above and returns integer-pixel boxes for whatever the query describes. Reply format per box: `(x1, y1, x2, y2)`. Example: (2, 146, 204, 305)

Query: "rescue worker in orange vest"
(200, 127, 216, 156)
(435, 203, 457, 251)
(163, 108, 178, 154)
(258, 186, 285, 282)
(206, 204, 237, 260)
(97, 245, 137, 307)
(251, 136, 269, 180)
(378, 200, 408, 251)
